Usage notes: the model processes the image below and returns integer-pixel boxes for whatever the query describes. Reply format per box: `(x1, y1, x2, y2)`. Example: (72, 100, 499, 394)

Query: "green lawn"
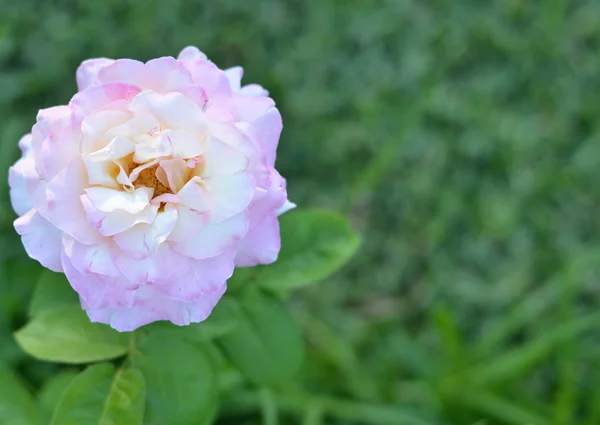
(2, 0, 600, 424)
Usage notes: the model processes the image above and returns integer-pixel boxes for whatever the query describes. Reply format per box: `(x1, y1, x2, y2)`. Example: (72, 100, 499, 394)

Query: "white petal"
(205, 173, 255, 222)
(129, 90, 205, 135)
(171, 212, 248, 259)
(168, 205, 207, 242)
(81, 194, 159, 237)
(201, 137, 248, 177)
(177, 177, 209, 213)
(164, 129, 204, 159)
(114, 204, 178, 259)
(84, 186, 153, 213)
(157, 158, 190, 193)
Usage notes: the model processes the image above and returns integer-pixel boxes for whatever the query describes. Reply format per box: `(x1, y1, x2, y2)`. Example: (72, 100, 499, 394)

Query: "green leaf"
(15, 306, 129, 364)
(132, 332, 217, 425)
(216, 289, 305, 385)
(51, 364, 145, 425)
(0, 362, 44, 425)
(38, 370, 78, 416)
(254, 210, 360, 292)
(29, 270, 79, 317)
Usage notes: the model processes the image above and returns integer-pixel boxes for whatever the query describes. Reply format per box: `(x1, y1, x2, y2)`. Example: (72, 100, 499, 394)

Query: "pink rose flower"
(9, 46, 294, 331)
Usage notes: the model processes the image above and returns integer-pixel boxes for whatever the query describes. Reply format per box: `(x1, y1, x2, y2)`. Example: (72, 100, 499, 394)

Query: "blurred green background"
(2, 0, 600, 424)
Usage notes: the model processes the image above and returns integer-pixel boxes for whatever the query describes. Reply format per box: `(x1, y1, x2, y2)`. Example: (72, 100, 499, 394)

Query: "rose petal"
(14, 209, 63, 272)
(76, 58, 115, 90)
(113, 204, 178, 259)
(171, 212, 248, 259)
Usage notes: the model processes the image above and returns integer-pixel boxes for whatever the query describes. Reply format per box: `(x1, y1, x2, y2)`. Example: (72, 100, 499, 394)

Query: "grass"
(2, 0, 600, 424)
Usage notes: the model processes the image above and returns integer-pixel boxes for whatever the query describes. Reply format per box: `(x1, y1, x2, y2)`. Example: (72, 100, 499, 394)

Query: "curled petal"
(177, 177, 209, 213)
(84, 187, 153, 213)
(81, 194, 158, 237)
(157, 158, 190, 193)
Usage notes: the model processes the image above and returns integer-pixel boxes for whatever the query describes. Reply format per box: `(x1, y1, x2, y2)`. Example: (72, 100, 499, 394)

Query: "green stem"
(259, 388, 279, 425)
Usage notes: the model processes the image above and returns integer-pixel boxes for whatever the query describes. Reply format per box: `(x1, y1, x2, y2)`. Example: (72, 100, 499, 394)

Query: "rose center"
(135, 165, 172, 197)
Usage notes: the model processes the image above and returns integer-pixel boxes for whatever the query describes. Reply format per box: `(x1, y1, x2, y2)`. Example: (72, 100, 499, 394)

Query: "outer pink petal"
(245, 107, 282, 168)
(31, 106, 81, 181)
(246, 170, 288, 226)
(171, 212, 248, 259)
(62, 236, 121, 277)
(216, 94, 274, 123)
(84, 283, 226, 332)
(181, 60, 232, 99)
(70, 82, 141, 116)
(62, 250, 137, 310)
(45, 158, 103, 245)
(96, 59, 145, 86)
(113, 243, 192, 285)
(142, 57, 194, 92)
(14, 209, 63, 272)
(177, 46, 208, 61)
(224, 66, 243, 91)
(76, 58, 115, 90)
(155, 248, 235, 301)
(8, 138, 42, 215)
(240, 84, 269, 97)
(235, 213, 281, 267)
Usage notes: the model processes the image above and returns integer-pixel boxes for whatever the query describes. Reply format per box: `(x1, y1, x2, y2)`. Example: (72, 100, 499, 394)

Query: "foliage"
(2, 0, 600, 424)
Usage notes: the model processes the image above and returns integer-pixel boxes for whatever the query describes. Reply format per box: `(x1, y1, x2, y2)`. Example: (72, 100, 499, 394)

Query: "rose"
(8, 46, 294, 331)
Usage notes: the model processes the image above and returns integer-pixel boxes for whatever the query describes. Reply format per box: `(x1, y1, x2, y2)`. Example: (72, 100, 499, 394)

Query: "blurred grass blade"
(297, 311, 380, 400)
(431, 306, 466, 373)
(465, 312, 600, 386)
(475, 282, 558, 358)
(456, 390, 548, 425)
